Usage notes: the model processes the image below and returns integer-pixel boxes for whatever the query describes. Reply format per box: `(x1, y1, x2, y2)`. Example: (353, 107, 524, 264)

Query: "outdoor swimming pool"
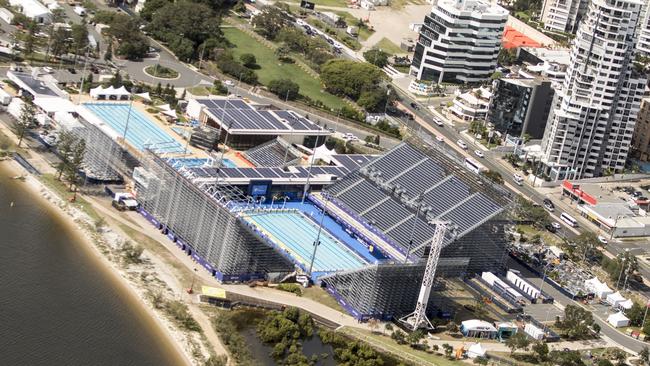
(84, 103, 184, 153)
(167, 157, 237, 169)
(244, 210, 368, 273)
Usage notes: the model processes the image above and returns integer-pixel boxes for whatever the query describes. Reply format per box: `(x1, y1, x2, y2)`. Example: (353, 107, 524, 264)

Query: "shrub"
(277, 283, 302, 296)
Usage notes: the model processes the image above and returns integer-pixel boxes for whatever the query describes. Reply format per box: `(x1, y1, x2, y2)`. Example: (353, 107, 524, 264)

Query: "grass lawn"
(516, 224, 563, 246)
(332, 11, 374, 41)
(373, 37, 404, 55)
(342, 327, 460, 366)
(144, 64, 179, 79)
(186, 86, 210, 96)
(39, 173, 102, 223)
(222, 27, 343, 110)
(302, 286, 345, 313)
(282, 0, 349, 7)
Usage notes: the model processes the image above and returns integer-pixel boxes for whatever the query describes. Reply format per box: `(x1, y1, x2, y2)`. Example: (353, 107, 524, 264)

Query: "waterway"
(0, 168, 186, 365)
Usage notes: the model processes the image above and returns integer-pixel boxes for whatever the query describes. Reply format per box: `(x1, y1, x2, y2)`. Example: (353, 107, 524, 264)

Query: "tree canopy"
(363, 48, 390, 68)
(320, 59, 385, 100)
(147, 1, 222, 61)
(268, 79, 299, 101)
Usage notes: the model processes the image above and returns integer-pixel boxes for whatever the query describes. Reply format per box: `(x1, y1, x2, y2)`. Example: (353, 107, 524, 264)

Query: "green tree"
(210, 80, 228, 95)
(593, 323, 601, 334)
(204, 355, 227, 366)
(357, 89, 389, 113)
(363, 48, 390, 68)
(490, 71, 503, 80)
(105, 13, 149, 60)
(505, 331, 530, 354)
(531, 341, 548, 361)
(513, 195, 551, 228)
(549, 350, 585, 366)
(639, 346, 650, 365)
(240, 53, 257, 68)
(251, 6, 290, 40)
(442, 343, 453, 358)
(557, 304, 594, 339)
(384, 323, 393, 333)
(148, 1, 222, 61)
(481, 170, 504, 184)
(139, 0, 172, 21)
(498, 48, 517, 66)
(22, 21, 39, 56)
(268, 79, 299, 101)
(71, 23, 89, 64)
(597, 359, 614, 366)
(390, 329, 406, 344)
(55, 129, 75, 179)
(407, 329, 424, 348)
(12, 99, 36, 148)
(64, 137, 86, 198)
(320, 59, 385, 100)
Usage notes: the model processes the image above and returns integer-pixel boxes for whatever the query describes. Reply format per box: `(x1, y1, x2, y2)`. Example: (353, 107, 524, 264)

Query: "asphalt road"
(394, 89, 650, 353)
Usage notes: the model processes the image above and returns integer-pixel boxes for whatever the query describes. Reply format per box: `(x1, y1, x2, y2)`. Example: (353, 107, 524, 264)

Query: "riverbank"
(0, 159, 212, 366)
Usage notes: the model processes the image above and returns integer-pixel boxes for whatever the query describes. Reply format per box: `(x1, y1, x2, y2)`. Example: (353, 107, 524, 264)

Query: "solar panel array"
(325, 142, 504, 258)
(197, 99, 323, 132)
(244, 139, 300, 167)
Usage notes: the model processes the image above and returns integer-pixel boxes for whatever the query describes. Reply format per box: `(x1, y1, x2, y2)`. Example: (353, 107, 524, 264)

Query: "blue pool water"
(84, 103, 184, 153)
(245, 210, 368, 273)
(167, 157, 237, 169)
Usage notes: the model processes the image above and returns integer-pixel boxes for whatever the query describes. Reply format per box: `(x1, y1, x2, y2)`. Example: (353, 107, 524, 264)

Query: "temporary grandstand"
(132, 136, 512, 319)
(186, 98, 330, 149)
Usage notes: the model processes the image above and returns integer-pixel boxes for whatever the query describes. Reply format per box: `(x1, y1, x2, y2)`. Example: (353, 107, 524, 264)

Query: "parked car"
(543, 198, 555, 211)
(456, 139, 467, 149)
(597, 235, 608, 245)
(435, 135, 444, 143)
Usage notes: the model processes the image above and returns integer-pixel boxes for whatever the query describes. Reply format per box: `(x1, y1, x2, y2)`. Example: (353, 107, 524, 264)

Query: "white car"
(343, 133, 358, 141)
(224, 80, 234, 86)
(551, 222, 562, 230)
(456, 139, 467, 149)
(474, 150, 484, 158)
(435, 135, 444, 143)
(433, 118, 444, 127)
(42, 66, 53, 73)
(597, 235, 608, 245)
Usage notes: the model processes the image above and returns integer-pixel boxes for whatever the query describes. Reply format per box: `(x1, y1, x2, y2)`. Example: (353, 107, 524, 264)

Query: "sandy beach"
(0, 159, 203, 366)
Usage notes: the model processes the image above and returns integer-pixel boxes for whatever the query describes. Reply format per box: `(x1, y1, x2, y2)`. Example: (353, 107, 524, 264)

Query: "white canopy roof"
(89, 85, 130, 98)
(619, 299, 634, 310)
(607, 292, 626, 305)
(34, 97, 76, 114)
(607, 311, 629, 327)
(135, 92, 151, 101)
(311, 144, 336, 163)
(461, 320, 497, 332)
(161, 109, 177, 119)
(466, 343, 486, 358)
(157, 103, 172, 111)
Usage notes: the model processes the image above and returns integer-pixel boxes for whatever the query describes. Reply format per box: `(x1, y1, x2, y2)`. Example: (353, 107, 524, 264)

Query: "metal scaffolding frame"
(134, 151, 294, 281)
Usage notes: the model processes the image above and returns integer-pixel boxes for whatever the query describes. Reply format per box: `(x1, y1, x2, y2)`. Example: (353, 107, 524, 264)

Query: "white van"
(513, 173, 524, 186)
(560, 212, 578, 227)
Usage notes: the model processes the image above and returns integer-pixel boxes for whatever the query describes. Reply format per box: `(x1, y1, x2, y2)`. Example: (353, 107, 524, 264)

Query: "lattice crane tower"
(400, 220, 454, 330)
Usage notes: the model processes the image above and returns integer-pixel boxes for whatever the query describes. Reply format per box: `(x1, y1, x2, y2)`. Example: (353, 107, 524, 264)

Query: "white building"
(539, 0, 648, 180)
(9, 0, 51, 24)
(410, 0, 508, 84)
(540, 0, 589, 33)
(450, 86, 492, 121)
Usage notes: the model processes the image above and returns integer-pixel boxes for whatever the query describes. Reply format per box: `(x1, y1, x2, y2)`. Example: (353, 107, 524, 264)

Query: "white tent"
(607, 312, 630, 328)
(466, 343, 486, 359)
(607, 292, 627, 307)
(311, 144, 336, 163)
(619, 299, 634, 310)
(584, 277, 613, 299)
(89, 85, 130, 100)
(135, 92, 151, 101)
(161, 109, 178, 119)
(157, 103, 172, 111)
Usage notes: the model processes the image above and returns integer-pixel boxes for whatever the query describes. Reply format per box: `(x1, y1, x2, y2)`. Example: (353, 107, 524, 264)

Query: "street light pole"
(307, 197, 329, 276)
(301, 135, 321, 204)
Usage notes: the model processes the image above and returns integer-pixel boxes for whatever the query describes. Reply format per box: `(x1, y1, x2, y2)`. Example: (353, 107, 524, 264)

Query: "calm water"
(0, 170, 186, 366)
